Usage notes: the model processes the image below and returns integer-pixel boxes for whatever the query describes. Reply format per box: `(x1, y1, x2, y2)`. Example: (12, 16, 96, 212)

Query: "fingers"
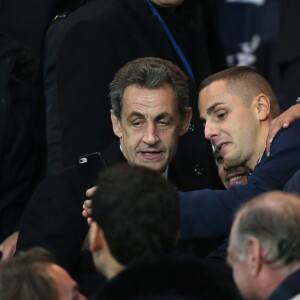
(86, 186, 97, 198)
(83, 198, 93, 224)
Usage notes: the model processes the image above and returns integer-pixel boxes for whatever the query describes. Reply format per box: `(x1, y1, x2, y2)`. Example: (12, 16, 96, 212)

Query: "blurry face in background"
(214, 150, 250, 189)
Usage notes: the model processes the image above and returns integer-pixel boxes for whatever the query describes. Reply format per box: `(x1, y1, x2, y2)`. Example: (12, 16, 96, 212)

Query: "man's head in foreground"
(199, 66, 280, 171)
(89, 164, 179, 279)
(109, 57, 192, 174)
(228, 191, 300, 300)
(0, 247, 86, 300)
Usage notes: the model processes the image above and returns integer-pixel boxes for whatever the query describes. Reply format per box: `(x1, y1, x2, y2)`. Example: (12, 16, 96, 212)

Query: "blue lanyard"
(146, 0, 196, 84)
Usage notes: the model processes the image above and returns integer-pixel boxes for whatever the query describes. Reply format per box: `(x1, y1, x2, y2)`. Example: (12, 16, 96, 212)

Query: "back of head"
(92, 164, 179, 266)
(109, 57, 189, 119)
(231, 191, 300, 267)
(200, 66, 280, 119)
(0, 247, 57, 300)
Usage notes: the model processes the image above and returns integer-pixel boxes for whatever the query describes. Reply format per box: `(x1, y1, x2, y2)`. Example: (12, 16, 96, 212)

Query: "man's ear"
(255, 94, 271, 121)
(246, 237, 263, 278)
(111, 109, 122, 138)
(179, 107, 192, 136)
(89, 222, 103, 253)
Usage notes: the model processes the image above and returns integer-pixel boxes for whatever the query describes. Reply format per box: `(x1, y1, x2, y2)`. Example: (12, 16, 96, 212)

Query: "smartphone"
(77, 152, 106, 191)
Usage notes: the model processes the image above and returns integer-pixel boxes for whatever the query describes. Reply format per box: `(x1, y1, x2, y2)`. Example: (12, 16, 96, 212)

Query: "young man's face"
(111, 84, 191, 174)
(199, 80, 261, 170)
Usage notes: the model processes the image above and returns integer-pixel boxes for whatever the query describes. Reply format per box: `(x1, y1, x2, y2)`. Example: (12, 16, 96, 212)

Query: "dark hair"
(109, 57, 189, 119)
(200, 66, 281, 118)
(232, 191, 300, 267)
(92, 164, 179, 266)
(0, 247, 58, 300)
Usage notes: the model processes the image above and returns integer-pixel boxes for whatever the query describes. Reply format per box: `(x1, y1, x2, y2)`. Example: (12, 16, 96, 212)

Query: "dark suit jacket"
(44, 0, 108, 174)
(17, 139, 200, 295)
(89, 254, 241, 300)
(277, 0, 300, 110)
(180, 119, 300, 240)
(56, 0, 222, 190)
(0, 32, 44, 242)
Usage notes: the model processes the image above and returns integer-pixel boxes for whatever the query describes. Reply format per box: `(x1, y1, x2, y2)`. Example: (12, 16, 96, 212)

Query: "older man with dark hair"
(16, 57, 204, 296)
(228, 191, 300, 300)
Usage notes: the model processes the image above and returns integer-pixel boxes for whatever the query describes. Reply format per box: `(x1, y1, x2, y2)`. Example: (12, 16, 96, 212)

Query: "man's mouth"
(226, 173, 248, 187)
(228, 175, 246, 183)
(215, 142, 229, 153)
(139, 150, 163, 160)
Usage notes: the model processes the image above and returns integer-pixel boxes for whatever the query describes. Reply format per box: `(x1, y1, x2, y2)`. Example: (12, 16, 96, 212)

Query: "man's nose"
(142, 124, 159, 144)
(204, 122, 219, 140)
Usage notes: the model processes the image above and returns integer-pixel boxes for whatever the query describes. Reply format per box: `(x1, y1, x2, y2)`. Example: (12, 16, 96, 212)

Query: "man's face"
(47, 264, 86, 300)
(199, 80, 260, 170)
(111, 84, 191, 173)
(214, 151, 249, 189)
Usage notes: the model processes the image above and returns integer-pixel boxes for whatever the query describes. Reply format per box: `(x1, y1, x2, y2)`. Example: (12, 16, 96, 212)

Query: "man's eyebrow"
(206, 102, 224, 115)
(154, 112, 172, 121)
(127, 111, 144, 119)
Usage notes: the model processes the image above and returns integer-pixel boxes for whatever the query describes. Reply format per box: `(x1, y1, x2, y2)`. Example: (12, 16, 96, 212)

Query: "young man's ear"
(89, 222, 104, 253)
(256, 94, 271, 121)
(110, 109, 122, 138)
(179, 107, 192, 136)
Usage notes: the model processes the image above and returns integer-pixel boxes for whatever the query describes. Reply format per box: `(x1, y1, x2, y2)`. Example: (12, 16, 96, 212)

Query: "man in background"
(228, 191, 300, 300)
(0, 247, 86, 300)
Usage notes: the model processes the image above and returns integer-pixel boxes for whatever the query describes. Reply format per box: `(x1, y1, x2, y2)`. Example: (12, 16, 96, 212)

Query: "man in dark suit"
(228, 191, 300, 300)
(179, 66, 300, 241)
(54, 0, 223, 190)
(17, 57, 199, 296)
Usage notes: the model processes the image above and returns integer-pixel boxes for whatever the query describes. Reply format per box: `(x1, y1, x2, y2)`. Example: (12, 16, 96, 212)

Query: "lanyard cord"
(146, 0, 196, 84)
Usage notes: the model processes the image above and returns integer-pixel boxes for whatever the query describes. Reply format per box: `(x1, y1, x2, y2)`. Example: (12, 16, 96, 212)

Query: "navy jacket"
(284, 168, 300, 194)
(180, 119, 300, 240)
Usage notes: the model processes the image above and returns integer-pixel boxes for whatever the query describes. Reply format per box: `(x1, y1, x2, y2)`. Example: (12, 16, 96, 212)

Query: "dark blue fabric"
(180, 119, 300, 240)
(284, 169, 300, 195)
(268, 268, 300, 300)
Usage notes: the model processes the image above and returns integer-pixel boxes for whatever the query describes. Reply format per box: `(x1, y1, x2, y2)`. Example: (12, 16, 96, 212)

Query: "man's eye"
(216, 111, 227, 120)
(131, 121, 143, 128)
(158, 120, 170, 127)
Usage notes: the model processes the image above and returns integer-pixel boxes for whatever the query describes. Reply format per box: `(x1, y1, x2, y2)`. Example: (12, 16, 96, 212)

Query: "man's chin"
(138, 161, 166, 174)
